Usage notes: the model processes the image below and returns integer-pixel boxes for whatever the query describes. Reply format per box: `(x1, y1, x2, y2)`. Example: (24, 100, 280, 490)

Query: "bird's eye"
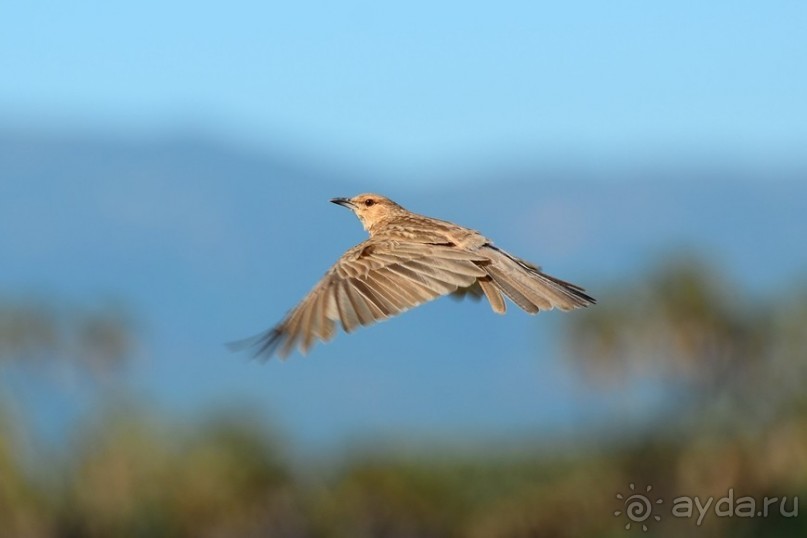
(364, 199, 375, 207)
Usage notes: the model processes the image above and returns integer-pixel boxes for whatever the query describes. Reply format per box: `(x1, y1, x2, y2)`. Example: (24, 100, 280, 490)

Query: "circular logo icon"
(614, 483, 663, 531)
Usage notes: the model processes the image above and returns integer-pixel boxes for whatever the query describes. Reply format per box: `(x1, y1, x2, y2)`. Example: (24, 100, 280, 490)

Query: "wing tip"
(226, 327, 288, 362)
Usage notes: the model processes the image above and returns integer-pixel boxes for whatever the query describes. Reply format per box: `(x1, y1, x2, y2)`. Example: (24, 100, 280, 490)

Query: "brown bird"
(234, 193, 595, 359)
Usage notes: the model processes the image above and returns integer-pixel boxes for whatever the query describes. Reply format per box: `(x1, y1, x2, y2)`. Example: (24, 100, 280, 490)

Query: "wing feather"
(334, 281, 358, 333)
(236, 239, 558, 359)
(350, 278, 394, 317)
(343, 279, 374, 326)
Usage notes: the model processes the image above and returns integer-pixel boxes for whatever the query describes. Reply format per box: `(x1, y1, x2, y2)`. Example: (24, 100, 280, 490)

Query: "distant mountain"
(2, 129, 806, 452)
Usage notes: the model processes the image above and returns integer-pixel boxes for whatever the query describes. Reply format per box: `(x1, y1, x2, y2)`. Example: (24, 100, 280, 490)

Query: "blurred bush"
(0, 298, 133, 376)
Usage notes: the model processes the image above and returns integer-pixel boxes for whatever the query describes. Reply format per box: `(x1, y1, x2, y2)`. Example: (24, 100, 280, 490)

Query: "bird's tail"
(478, 246, 595, 314)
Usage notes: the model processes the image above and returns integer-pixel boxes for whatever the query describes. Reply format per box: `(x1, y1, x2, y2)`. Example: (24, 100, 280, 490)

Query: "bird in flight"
(233, 194, 595, 359)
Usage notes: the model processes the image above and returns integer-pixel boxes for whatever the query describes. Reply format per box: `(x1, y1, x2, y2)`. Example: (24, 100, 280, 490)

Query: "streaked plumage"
(232, 194, 595, 359)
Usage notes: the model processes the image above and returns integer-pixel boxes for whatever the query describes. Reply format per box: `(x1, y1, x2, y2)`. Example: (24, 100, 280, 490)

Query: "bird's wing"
(238, 240, 489, 359)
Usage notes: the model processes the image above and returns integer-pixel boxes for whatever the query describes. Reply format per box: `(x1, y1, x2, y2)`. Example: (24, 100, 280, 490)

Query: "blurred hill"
(1, 129, 806, 454)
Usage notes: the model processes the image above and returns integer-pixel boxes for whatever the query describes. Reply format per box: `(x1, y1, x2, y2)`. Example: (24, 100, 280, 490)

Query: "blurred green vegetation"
(1, 257, 806, 537)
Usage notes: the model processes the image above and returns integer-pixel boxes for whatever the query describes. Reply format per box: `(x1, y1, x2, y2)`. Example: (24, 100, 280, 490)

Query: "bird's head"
(330, 193, 405, 232)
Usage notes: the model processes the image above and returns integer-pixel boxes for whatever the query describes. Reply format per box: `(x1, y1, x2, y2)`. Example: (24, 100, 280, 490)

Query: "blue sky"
(2, 1, 806, 175)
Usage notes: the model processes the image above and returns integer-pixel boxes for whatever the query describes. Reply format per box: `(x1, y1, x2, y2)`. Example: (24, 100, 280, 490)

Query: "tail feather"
(478, 275, 507, 314)
(480, 246, 595, 313)
(531, 270, 596, 309)
(485, 266, 541, 313)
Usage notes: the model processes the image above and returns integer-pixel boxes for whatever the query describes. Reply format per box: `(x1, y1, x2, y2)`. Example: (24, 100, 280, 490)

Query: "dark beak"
(330, 197, 354, 208)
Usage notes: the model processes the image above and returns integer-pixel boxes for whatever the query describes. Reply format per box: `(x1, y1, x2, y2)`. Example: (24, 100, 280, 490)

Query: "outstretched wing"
(234, 240, 489, 359)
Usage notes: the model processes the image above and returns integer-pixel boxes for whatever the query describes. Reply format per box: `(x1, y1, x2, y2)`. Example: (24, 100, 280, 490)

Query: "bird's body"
(235, 194, 595, 359)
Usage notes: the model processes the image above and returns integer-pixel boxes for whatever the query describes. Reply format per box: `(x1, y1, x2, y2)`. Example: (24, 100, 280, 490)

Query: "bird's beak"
(330, 197, 354, 208)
